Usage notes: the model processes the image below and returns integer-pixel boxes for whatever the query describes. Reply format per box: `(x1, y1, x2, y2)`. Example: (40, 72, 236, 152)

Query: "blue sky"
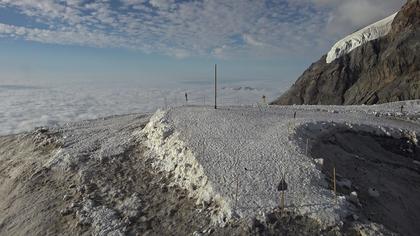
(0, 0, 404, 87)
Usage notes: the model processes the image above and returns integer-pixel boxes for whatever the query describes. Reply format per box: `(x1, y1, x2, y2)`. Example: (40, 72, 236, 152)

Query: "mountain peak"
(391, 0, 420, 36)
(272, 0, 419, 106)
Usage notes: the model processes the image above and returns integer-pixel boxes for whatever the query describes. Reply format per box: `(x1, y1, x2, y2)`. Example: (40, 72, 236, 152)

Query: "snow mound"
(326, 12, 398, 63)
(139, 110, 231, 224)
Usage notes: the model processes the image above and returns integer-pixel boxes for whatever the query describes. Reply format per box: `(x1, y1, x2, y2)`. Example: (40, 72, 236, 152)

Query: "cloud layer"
(0, 82, 281, 135)
(0, 0, 405, 59)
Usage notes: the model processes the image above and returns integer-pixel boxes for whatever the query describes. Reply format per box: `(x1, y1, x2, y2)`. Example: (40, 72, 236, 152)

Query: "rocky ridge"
(272, 0, 420, 105)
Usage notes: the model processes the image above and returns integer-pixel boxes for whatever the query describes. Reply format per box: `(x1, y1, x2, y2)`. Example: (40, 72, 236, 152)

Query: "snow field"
(326, 12, 397, 63)
(141, 103, 420, 227)
(142, 107, 345, 226)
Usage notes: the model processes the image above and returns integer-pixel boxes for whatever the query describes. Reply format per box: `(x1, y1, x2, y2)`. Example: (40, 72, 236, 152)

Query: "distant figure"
(293, 111, 297, 119)
(262, 95, 266, 104)
(401, 105, 404, 113)
(185, 92, 188, 103)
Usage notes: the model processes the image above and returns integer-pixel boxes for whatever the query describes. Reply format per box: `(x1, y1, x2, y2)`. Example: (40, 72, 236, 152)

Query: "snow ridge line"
(139, 110, 232, 225)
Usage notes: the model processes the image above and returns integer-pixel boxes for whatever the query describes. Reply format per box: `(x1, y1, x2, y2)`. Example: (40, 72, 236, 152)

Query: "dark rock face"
(272, 0, 420, 105)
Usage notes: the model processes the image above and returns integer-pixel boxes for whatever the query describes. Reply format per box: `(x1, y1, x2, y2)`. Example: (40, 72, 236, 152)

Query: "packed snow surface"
(142, 102, 420, 225)
(10, 99, 418, 229)
(326, 12, 397, 63)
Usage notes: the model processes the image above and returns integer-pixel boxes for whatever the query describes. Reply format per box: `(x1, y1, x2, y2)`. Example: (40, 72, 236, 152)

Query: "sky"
(0, 0, 405, 88)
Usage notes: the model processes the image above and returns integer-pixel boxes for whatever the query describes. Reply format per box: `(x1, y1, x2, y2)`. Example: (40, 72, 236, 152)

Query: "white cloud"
(242, 34, 265, 47)
(0, 23, 132, 49)
(121, 0, 147, 5)
(149, 0, 175, 10)
(0, 82, 280, 135)
(0, 0, 406, 59)
(297, 0, 405, 36)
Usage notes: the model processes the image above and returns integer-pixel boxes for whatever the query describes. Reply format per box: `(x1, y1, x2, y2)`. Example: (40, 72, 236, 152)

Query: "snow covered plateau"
(141, 101, 420, 226)
(326, 12, 398, 63)
(2, 99, 419, 235)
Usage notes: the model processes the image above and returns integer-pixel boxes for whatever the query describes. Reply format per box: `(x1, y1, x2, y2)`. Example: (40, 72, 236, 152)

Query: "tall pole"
(214, 64, 217, 109)
(279, 191, 284, 211)
(235, 174, 239, 210)
(333, 166, 337, 204)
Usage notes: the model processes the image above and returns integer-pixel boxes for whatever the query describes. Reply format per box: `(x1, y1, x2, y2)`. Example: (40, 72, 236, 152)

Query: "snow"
(40, 113, 151, 236)
(140, 110, 230, 224)
(326, 12, 398, 63)
(141, 102, 420, 226)
(77, 199, 126, 236)
(45, 113, 150, 170)
(22, 97, 420, 228)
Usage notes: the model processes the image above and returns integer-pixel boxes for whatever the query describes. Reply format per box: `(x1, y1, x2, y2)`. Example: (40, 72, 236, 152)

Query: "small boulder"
(60, 207, 73, 216)
(349, 191, 358, 204)
(368, 187, 380, 198)
(314, 158, 324, 166)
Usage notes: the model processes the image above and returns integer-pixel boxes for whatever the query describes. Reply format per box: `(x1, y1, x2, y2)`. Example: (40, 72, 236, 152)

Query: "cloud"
(295, 0, 405, 36)
(0, 0, 406, 59)
(0, 82, 280, 135)
(0, 23, 132, 49)
(242, 34, 265, 47)
(121, 0, 147, 5)
(149, 0, 175, 10)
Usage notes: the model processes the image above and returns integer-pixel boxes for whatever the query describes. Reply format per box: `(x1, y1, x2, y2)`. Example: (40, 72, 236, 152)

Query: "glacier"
(326, 12, 398, 64)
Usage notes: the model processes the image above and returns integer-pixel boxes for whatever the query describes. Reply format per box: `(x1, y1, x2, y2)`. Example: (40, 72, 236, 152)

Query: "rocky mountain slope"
(272, 0, 420, 105)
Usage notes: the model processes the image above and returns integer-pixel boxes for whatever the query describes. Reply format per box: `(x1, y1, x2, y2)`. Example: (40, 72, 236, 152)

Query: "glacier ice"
(326, 12, 398, 64)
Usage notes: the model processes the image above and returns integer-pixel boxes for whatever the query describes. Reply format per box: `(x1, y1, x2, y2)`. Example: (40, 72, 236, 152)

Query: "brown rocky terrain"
(272, 0, 420, 105)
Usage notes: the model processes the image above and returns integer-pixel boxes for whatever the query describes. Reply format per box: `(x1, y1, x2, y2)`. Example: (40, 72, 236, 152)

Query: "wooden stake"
(280, 191, 285, 210)
(235, 174, 239, 210)
(333, 166, 337, 204)
(214, 64, 217, 109)
(305, 138, 309, 156)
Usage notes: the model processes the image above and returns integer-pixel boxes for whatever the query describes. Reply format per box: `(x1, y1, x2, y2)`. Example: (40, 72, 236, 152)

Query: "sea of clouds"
(0, 82, 281, 135)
